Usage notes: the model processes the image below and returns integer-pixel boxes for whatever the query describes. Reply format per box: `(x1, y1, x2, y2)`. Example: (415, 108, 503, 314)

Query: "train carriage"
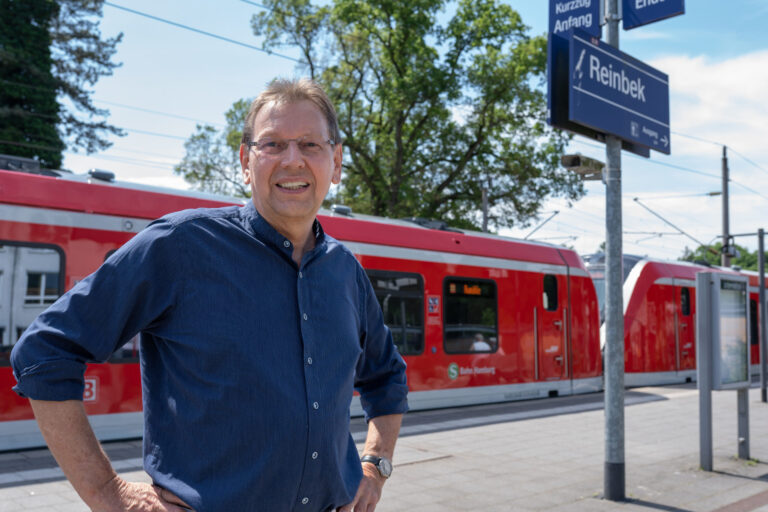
(0, 167, 602, 450)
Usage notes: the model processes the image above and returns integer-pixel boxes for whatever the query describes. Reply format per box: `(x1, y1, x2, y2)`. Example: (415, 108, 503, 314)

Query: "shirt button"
(299, 271, 303, 278)
(313, 401, 319, 410)
(303, 313, 308, 321)
(301, 497, 309, 505)
(307, 357, 313, 365)
(312, 451, 318, 459)
(283, 240, 290, 248)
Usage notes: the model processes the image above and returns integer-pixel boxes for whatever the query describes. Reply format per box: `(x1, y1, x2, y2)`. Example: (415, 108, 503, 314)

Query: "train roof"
(0, 166, 590, 271)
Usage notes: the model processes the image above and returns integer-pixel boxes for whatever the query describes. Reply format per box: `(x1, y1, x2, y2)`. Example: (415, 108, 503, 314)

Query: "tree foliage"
(0, 0, 122, 169)
(178, 0, 583, 230)
(681, 242, 767, 271)
(174, 99, 252, 197)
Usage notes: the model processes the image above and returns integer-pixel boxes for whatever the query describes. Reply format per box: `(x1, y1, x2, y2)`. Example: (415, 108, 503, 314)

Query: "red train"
(1, 165, 765, 450)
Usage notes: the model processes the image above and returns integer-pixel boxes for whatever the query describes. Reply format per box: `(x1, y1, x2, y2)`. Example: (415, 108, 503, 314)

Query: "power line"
(94, 100, 226, 128)
(728, 147, 768, 177)
(103, 2, 301, 63)
(632, 197, 718, 255)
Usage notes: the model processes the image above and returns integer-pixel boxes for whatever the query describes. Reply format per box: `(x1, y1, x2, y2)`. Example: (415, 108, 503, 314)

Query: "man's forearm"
(29, 399, 118, 509)
(362, 413, 403, 460)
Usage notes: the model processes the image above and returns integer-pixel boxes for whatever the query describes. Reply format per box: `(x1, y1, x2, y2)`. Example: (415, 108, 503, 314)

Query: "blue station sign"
(549, 0, 601, 39)
(568, 30, 670, 154)
(623, 0, 685, 30)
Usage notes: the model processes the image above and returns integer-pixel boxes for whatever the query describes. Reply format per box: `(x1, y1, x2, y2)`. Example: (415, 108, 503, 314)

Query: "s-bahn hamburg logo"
(448, 363, 459, 380)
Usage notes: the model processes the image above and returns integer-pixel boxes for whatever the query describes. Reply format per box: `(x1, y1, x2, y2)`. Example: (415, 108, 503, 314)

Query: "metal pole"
(482, 183, 489, 233)
(759, 228, 766, 403)
(697, 272, 713, 471)
(722, 146, 730, 268)
(604, 0, 624, 501)
(720, 146, 749, 459)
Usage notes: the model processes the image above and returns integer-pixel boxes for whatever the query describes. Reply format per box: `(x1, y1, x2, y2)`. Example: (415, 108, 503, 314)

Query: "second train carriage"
(586, 254, 768, 387)
(0, 167, 603, 450)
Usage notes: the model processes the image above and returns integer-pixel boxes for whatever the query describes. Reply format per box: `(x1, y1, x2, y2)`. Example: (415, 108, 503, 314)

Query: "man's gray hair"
(241, 78, 341, 145)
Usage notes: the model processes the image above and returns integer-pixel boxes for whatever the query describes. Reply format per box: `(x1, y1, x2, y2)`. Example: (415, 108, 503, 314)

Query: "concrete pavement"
(3, 384, 768, 511)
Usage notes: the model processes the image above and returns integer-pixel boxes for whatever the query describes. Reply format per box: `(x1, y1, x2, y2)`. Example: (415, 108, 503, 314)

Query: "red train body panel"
(1, 169, 604, 450)
(2, 168, 765, 450)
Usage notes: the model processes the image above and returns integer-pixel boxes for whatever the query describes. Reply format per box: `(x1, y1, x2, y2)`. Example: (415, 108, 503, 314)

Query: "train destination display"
(623, 0, 685, 30)
(568, 30, 670, 154)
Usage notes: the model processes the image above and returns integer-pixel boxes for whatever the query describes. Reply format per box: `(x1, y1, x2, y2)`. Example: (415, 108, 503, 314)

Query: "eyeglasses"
(246, 137, 336, 156)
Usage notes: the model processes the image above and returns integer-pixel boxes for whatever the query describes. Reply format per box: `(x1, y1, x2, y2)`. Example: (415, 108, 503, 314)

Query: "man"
(11, 78, 408, 511)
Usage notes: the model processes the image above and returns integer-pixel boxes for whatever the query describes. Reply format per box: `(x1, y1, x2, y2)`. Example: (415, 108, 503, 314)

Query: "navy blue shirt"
(11, 202, 408, 511)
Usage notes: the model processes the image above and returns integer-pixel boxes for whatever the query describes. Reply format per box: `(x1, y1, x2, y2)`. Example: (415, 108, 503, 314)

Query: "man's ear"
(239, 144, 251, 184)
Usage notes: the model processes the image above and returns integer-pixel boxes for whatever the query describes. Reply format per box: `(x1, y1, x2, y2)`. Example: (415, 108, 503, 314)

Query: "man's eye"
(262, 141, 280, 148)
(301, 141, 319, 148)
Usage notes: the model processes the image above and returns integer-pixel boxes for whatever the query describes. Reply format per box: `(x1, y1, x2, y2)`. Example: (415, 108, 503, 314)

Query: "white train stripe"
(0, 204, 151, 233)
(1, 205, 590, 277)
(343, 241, 590, 278)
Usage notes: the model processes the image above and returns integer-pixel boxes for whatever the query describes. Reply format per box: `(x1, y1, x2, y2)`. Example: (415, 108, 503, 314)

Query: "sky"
(61, 0, 768, 261)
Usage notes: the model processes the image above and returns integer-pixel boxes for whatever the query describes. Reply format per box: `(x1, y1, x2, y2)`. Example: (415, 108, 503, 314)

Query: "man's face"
(240, 100, 342, 234)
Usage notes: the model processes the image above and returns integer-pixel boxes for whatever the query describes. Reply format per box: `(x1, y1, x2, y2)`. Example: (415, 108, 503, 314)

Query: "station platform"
(2, 383, 768, 511)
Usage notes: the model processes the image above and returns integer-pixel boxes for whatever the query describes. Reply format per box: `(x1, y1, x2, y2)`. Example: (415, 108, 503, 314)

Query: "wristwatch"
(360, 454, 393, 479)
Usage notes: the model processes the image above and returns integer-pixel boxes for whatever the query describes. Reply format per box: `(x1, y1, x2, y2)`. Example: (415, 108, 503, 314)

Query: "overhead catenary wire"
(632, 197, 718, 256)
(103, 2, 301, 63)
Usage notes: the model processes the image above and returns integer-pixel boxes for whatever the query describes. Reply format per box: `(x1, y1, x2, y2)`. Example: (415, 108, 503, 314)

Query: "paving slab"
(3, 384, 768, 511)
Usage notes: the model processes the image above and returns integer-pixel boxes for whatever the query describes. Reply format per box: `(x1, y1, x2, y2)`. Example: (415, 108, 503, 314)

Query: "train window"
(366, 270, 424, 356)
(25, 272, 60, 304)
(0, 242, 64, 366)
(751, 299, 758, 346)
(543, 275, 558, 311)
(681, 288, 691, 316)
(443, 278, 497, 354)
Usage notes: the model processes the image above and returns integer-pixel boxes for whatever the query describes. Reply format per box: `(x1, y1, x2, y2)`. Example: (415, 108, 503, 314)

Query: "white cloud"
(649, 50, 768, 162)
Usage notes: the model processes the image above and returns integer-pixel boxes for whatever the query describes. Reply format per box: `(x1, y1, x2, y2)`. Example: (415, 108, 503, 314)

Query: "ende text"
(588, 54, 646, 102)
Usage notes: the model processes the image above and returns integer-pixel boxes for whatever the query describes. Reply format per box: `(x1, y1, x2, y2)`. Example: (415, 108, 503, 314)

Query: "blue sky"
(63, 1, 768, 260)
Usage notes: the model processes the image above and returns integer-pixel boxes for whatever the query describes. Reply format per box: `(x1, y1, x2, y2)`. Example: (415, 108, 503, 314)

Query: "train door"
(675, 284, 695, 370)
(538, 274, 567, 380)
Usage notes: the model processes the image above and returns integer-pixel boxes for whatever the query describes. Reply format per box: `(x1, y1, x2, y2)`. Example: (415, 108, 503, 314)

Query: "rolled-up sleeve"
(11, 218, 184, 401)
(354, 267, 409, 421)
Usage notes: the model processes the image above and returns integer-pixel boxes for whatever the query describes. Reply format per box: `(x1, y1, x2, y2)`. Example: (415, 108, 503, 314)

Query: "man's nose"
(280, 140, 304, 167)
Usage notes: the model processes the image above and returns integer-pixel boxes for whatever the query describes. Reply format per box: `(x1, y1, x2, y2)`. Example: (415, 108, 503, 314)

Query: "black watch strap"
(360, 455, 392, 478)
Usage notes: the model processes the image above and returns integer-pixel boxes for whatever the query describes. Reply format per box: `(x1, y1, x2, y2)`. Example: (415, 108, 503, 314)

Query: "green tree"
(174, 99, 252, 197)
(0, 0, 123, 169)
(681, 242, 767, 271)
(251, 0, 582, 230)
(178, 0, 583, 230)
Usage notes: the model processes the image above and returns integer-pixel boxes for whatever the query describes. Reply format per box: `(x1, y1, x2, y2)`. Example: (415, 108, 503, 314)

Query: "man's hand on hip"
(338, 464, 385, 512)
(93, 476, 194, 511)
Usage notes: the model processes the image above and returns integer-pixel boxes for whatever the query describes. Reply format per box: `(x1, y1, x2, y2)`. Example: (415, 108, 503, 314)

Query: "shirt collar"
(241, 201, 326, 261)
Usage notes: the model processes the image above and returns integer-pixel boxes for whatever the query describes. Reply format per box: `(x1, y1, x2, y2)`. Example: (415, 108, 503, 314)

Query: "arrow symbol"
(661, 135, 669, 147)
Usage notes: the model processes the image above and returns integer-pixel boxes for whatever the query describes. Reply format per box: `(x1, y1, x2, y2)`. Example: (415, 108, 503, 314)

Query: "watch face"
(378, 457, 393, 477)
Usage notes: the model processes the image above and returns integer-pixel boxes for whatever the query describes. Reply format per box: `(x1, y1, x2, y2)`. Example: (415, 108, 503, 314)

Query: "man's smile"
(276, 181, 310, 190)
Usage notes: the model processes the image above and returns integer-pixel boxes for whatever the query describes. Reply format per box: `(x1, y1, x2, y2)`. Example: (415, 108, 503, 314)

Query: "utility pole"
(720, 146, 749, 459)
(722, 146, 730, 267)
(482, 179, 489, 233)
(604, 0, 625, 501)
(759, 228, 766, 403)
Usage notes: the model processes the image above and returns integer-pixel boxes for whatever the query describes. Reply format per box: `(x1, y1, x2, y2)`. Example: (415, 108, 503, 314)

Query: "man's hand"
(92, 476, 194, 512)
(338, 464, 385, 512)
